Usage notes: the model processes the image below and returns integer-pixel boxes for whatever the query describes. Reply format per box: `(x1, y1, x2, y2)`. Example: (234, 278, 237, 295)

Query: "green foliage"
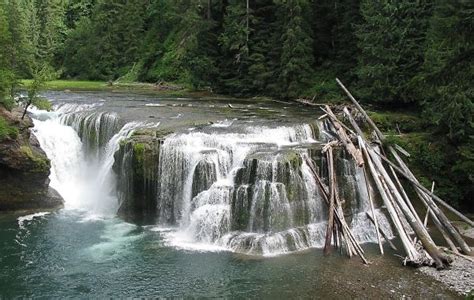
(20, 64, 55, 116)
(356, 0, 432, 104)
(0, 116, 18, 141)
(421, 0, 474, 141)
(303, 70, 345, 104)
(0, 0, 15, 109)
(278, 0, 314, 99)
(63, 0, 147, 80)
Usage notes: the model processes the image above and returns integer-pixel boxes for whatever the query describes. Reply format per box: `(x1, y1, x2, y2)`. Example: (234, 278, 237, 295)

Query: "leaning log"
(366, 212, 398, 251)
(324, 147, 336, 255)
(304, 155, 368, 263)
(388, 148, 472, 256)
(358, 138, 419, 262)
(323, 105, 364, 167)
(337, 79, 474, 228)
(368, 146, 451, 269)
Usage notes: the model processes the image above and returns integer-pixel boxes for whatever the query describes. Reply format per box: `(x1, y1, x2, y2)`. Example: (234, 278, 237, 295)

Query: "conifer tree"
(0, 0, 15, 108)
(278, 0, 313, 99)
(356, 0, 432, 104)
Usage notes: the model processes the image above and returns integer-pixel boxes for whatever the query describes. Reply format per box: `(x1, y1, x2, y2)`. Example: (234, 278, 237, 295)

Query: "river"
(0, 91, 459, 298)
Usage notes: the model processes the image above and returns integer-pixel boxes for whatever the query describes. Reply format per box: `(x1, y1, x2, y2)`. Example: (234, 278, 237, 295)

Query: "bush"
(0, 116, 18, 141)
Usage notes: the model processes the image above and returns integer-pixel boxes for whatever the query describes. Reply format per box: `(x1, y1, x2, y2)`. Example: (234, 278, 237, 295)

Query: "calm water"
(0, 210, 458, 298)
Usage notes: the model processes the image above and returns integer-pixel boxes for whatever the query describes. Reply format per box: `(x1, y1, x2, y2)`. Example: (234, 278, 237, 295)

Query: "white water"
(30, 106, 144, 217)
(153, 124, 393, 255)
(30, 102, 393, 256)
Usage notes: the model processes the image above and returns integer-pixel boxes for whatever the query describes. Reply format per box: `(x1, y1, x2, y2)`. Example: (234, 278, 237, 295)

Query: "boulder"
(0, 107, 64, 211)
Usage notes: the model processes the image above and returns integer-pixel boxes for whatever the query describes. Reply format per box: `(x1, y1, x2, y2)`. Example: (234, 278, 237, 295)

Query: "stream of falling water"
(29, 103, 393, 256)
(30, 105, 143, 217)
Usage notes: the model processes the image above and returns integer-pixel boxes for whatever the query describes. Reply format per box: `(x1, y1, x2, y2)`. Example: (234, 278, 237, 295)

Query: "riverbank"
(420, 254, 474, 296)
(20, 80, 216, 98)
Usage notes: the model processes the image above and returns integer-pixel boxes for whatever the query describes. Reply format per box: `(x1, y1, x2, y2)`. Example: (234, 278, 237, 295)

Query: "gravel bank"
(420, 254, 474, 296)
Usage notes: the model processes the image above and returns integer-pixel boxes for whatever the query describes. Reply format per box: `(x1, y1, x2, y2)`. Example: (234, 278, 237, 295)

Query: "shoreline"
(21, 79, 225, 99)
(420, 254, 474, 296)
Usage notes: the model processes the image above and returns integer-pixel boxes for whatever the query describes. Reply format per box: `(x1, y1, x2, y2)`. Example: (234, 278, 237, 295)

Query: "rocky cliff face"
(0, 107, 63, 211)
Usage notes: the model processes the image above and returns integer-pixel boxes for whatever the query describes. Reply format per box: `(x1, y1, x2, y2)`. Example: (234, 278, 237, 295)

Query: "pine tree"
(356, 0, 432, 104)
(0, 0, 15, 108)
(35, 0, 67, 68)
(422, 0, 473, 141)
(63, 0, 148, 80)
(218, 1, 251, 94)
(421, 0, 473, 205)
(278, 0, 314, 99)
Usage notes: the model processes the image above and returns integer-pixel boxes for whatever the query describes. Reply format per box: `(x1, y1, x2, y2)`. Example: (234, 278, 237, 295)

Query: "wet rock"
(0, 107, 64, 211)
(231, 149, 317, 232)
(113, 128, 170, 224)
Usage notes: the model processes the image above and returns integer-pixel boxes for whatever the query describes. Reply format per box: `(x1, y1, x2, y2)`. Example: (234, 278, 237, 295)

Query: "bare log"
(423, 182, 435, 227)
(324, 147, 336, 255)
(359, 137, 420, 261)
(304, 155, 368, 264)
(368, 147, 451, 269)
(365, 167, 384, 254)
(324, 105, 364, 167)
(388, 148, 472, 255)
(336, 78, 385, 141)
(366, 212, 398, 251)
(336, 80, 473, 228)
(344, 107, 383, 254)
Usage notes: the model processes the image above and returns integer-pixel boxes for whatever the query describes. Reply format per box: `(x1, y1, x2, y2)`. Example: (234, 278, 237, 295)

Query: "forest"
(0, 0, 472, 211)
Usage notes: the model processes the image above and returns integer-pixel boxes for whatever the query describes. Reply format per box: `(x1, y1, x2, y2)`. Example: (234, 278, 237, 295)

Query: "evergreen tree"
(422, 0, 473, 141)
(356, 0, 432, 104)
(63, 0, 147, 80)
(217, 0, 251, 94)
(0, 0, 15, 109)
(421, 0, 473, 205)
(35, 0, 67, 68)
(278, 0, 314, 99)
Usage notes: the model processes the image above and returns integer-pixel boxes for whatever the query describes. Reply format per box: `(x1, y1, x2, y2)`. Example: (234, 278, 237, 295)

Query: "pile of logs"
(308, 78, 473, 269)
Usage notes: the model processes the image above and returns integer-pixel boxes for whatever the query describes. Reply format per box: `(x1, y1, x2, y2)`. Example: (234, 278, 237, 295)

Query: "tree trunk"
(324, 147, 335, 255)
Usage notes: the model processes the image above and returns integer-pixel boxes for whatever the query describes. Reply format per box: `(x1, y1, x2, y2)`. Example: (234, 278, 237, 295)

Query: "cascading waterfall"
(31, 101, 393, 256)
(31, 105, 142, 216)
(153, 123, 393, 255)
(59, 106, 119, 161)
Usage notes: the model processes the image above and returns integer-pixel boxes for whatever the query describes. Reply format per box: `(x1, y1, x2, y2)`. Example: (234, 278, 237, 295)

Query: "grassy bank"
(20, 79, 200, 96)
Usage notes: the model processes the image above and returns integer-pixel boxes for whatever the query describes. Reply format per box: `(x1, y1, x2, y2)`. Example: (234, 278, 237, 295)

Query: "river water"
(0, 91, 459, 298)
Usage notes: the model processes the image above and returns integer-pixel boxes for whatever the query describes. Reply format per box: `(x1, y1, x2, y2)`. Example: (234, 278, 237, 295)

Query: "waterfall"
(154, 124, 393, 255)
(30, 105, 143, 217)
(31, 101, 393, 256)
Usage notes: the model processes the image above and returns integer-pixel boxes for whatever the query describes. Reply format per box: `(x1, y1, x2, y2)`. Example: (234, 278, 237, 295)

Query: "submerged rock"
(0, 107, 64, 211)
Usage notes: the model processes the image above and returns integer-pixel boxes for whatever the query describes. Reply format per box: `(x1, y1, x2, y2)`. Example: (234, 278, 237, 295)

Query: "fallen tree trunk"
(368, 146, 451, 269)
(358, 137, 420, 262)
(324, 147, 336, 255)
(388, 148, 472, 256)
(366, 212, 398, 251)
(323, 105, 364, 167)
(303, 155, 368, 263)
(337, 78, 474, 228)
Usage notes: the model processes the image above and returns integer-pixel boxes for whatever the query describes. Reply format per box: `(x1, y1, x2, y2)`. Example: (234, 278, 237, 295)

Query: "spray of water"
(30, 105, 148, 217)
